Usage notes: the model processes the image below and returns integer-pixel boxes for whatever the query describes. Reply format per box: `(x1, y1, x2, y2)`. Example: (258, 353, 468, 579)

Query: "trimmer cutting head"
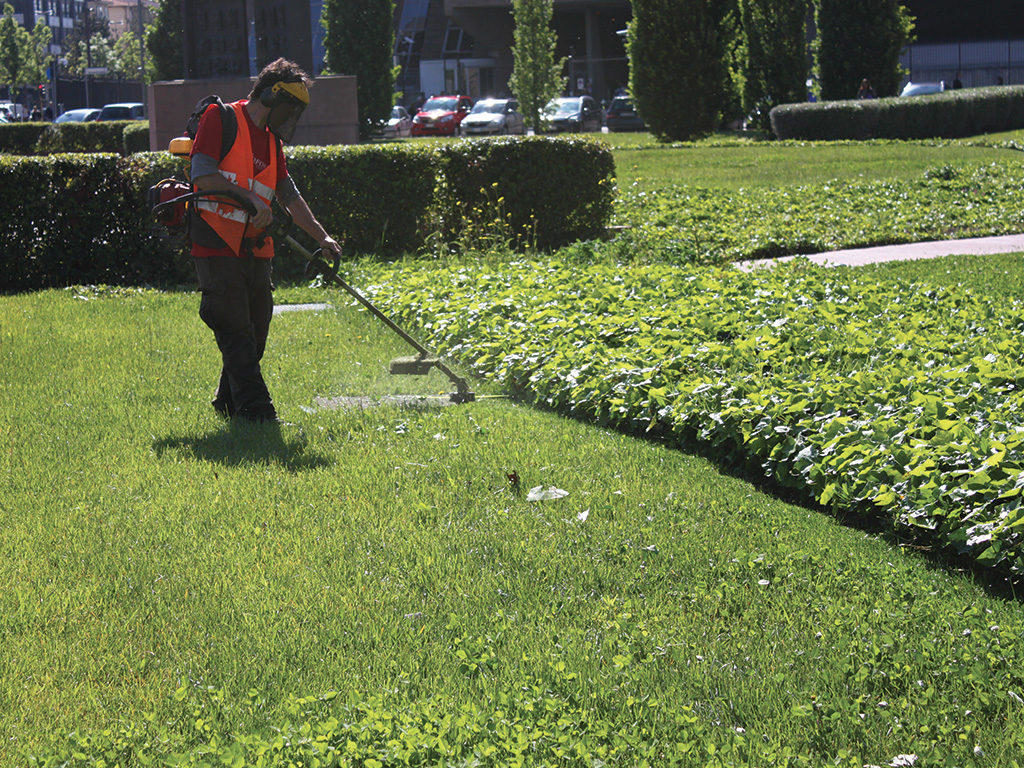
(389, 355, 440, 376)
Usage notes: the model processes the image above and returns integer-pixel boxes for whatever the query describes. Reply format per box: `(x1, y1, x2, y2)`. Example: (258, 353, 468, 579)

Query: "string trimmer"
(279, 227, 475, 405)
(152, 186, 474, 404)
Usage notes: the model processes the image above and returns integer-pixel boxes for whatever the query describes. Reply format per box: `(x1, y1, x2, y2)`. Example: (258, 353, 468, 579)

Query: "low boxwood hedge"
(0, 137, 614, 291)
(770, 85, 1024, 140)
(0, 122, 49, 154)
(0, 120, 148, 155)
(435, 136, 616, 250)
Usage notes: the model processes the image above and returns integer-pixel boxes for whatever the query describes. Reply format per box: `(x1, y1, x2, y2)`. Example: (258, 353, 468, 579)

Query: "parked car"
(605, 96, 645, 132)
(459, 98, 525, 136)
(541, 96, 603, 132)
(899, 81, 945, 97)
(96, 102, 145, 121)
(410, 95, 473, 137)
(384, 105, 412, 138)
(55, 107, 101, 123)
(0, 101, 27, 120)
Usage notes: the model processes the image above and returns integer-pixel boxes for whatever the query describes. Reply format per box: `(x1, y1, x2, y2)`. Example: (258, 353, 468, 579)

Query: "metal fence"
(901, 40, 1024, 88)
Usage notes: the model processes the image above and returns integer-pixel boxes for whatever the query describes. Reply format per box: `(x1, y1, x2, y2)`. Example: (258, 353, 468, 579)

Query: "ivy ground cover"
(613, 162, 1024, 263)
(365, 256, 1024, 576)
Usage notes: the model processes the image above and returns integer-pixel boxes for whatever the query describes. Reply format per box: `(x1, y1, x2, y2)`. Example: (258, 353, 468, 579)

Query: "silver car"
(459, 98, 525, 136)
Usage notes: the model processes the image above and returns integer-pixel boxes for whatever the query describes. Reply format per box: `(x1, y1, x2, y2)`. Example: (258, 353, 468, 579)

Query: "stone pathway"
(738, 233, 1024, 270)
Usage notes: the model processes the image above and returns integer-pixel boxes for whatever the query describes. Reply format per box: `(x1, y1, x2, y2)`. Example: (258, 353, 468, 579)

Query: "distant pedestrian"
(953, 72, 963, 89)
(857, 78, 876, 100)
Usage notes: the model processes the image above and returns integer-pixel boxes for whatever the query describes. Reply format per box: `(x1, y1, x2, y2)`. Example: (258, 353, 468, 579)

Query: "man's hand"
(250, 194, 273, 230)
(319, 234, 343, 257)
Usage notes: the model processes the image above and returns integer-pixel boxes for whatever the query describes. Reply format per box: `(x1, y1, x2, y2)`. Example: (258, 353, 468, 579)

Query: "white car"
(899, 82, 944, 97)
(384, 105, 412, 138)
(459, 98, 525, 136)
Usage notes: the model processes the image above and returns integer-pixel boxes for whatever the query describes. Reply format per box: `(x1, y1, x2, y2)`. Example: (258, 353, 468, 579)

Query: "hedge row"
(770, 85, 1024, 140)
(0, 120, 147, 155)
(0, 136, 615, 291)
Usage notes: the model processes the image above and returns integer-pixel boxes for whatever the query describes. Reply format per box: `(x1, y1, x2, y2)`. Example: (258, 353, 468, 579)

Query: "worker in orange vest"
(189, 58, 341, 424)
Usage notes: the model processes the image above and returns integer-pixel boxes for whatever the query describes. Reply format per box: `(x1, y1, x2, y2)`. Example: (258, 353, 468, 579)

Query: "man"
(190, 58, 341, 423)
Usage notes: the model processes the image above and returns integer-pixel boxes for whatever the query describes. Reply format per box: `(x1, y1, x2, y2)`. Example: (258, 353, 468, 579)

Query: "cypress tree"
(815, 0, 915, 100)
(322, 0, 396, 140)
(146, 0, 183, 81)
(509, 0, 564, 132)
(628, 0, 731, 140)
(739, 0, 808, 126)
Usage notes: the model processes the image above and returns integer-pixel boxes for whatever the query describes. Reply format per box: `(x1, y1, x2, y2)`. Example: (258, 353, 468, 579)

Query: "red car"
(411, 95, 473, 137)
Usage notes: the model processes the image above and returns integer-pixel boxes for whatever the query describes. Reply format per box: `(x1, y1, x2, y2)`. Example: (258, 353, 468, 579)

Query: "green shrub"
(35, 120, 141, 155)
(285, 143, 438, 261)
(0, 138, 614, 291)
(0, 153, 182, 292)
(628, 0, 732, 139)
(814, 0, 914, 100)
(434, 136, 614, 250)
(122, 121, 151, 154)
(771, 85, 1024, 140)
(0, 122, 49, 154)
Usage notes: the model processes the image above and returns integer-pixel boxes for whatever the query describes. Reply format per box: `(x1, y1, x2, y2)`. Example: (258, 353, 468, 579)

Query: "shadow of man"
(153, 420, 332, 472)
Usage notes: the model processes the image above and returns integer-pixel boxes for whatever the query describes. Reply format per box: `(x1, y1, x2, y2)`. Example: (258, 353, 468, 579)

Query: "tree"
(0, 3, 31, 93)
(628, 0, 732, 140)
(65, 33, 114, 76)
(815, 0, 915, 100)
(26, 18, 52, 86)
(113, 30, 144, 81)
(739, 0, 808, 127)
(509, 0, 563, 132)
(146, 0, 183, 81)
(322, 0, 396, 140)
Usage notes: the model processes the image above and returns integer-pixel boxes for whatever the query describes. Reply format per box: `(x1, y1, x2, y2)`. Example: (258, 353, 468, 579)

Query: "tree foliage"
(739, 0, 808, 126)
(146, 0, 183, 81)
(815, 0, 915, 100)
(322, 0, 396, 140)
(0, 3, 31, 90)
(509, 0, 564, 131)
(628, 0, 733, 140)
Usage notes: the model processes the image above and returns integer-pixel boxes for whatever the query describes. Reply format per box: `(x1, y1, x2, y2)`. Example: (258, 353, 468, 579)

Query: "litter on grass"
(527, 485, 569, 502)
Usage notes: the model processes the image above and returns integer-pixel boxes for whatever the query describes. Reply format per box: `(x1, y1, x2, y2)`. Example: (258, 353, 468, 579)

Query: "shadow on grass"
(152, 421, 332, 472)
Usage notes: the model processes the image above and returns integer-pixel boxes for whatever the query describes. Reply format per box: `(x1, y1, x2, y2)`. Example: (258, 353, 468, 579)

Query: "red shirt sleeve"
(190, 103, 224, 159)
(276, 138, 288, 185)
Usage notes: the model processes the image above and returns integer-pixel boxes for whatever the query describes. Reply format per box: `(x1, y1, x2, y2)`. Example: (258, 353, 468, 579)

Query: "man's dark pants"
(195, 254, 277, 421)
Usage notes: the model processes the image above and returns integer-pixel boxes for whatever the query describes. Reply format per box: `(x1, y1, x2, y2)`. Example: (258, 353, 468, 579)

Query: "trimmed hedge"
(286, 143, 438, 258)
(122, 121, 151, 154)
(0, 154, 182, 290)
(435, 136, 616, 250)
(0, 122, 49, 154)
(0, 120, 148, 155)
(770, 85, 1024, 140)
(0, 137, 614, 291)
(35, 120, 142, 154)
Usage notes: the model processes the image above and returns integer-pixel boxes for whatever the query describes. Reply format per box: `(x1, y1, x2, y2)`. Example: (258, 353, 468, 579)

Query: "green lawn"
(4, 254, 1024, 765)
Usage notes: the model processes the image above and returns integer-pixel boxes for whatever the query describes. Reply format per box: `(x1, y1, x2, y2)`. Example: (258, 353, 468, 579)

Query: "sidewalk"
(737, 233, 1024, 270)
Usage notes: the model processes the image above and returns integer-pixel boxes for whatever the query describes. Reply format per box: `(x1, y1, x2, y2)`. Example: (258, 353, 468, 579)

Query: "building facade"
(180, 0, 317, 80)
(395, 0, 630, 105)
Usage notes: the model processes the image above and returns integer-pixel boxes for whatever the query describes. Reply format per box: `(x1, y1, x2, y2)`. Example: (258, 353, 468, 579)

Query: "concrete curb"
(737, 233, 1024, 271)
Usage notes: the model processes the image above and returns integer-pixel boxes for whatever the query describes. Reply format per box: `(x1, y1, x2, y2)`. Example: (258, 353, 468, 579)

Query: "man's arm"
(193, 153, 273, 230)
(281, 186, 342, 257)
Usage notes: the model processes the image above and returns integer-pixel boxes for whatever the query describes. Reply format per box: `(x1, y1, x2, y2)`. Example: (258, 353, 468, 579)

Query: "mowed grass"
(4, 280, 1024, 765)
(610, 139, 1016, 191)
(406, 128, 1020, 190)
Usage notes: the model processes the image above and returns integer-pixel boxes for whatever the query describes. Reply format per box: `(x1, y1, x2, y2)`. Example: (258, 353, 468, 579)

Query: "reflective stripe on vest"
(197, 101, 279, 258)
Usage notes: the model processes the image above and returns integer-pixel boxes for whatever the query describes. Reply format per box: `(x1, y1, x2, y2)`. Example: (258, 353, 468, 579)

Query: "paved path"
(738, 233, 1024, 270)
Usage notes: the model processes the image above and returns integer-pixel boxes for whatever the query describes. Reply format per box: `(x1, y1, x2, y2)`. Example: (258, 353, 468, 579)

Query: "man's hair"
(249, 58, 313, 101)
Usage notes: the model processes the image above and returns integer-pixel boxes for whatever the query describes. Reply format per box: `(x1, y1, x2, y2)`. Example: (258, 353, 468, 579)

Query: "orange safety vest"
(195, 101, 278, 259)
